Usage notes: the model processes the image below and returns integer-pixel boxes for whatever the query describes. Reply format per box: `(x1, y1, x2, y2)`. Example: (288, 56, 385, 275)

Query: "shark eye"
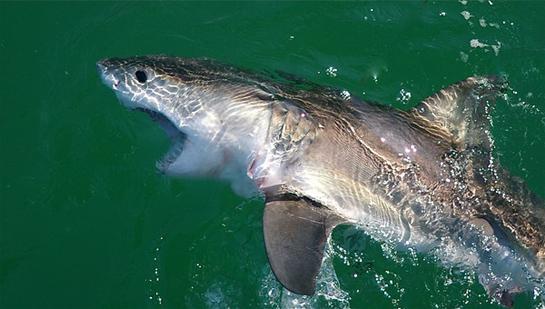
(135, 70, 147, 83)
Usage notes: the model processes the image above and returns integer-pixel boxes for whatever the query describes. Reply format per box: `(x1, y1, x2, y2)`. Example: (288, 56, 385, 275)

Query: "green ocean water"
(1, 1, 544, 308)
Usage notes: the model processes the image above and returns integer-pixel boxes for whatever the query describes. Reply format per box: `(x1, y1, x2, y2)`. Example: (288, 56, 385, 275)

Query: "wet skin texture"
(98, 56, 544, 307)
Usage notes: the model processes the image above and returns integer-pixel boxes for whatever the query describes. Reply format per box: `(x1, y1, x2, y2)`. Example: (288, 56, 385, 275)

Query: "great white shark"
(97, 56, 544, 307)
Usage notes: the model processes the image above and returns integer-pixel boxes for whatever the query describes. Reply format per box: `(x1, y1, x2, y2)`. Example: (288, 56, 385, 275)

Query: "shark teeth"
(134, 107, 187, 173)
(156, 137, 185, 173)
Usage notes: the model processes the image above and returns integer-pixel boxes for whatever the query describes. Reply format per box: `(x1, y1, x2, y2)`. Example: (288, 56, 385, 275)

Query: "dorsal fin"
(410, 76, 507, 150)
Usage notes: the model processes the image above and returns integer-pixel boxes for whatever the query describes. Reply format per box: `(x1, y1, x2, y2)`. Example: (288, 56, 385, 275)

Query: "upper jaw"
(97, 59, 189, 173)
(97, 62, 123, 94)
(97, 61, 140, 110)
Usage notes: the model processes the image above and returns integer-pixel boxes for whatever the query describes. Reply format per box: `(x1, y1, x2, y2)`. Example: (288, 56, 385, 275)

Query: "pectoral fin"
(263, 197, 343, 295)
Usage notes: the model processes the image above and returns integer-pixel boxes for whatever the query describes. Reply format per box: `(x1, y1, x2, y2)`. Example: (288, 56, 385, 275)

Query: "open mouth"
(136, 108, 186, 173)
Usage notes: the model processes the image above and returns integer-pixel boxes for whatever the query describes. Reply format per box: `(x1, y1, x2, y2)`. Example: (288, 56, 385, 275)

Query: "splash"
(147, 234, 166, 306)
(461, 11, 473, 20)
(396, 89, 412, 105)
(325, 67, 338, 77)
(260, 243, 351, 308)
(469, 39, 502, 56)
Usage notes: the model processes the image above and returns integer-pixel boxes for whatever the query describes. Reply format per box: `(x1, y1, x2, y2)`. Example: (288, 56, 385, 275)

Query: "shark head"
(97, 56, 277, 196)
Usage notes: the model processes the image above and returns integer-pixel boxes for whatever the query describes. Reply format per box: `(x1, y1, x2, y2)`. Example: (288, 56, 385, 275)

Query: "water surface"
(1, 1, 544, 308)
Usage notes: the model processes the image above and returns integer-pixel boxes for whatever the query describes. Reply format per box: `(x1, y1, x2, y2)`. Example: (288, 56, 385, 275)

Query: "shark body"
(97, 56, 545, 307)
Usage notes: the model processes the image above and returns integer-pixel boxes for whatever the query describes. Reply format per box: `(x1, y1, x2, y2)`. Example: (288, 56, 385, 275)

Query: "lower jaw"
(135, 108, 187, 173)
(156, 137, 185, 173)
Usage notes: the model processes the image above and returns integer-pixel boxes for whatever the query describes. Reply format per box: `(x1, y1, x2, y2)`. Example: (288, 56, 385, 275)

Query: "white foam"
(461, 11, 472, 20)
(325, 66, 338, 77)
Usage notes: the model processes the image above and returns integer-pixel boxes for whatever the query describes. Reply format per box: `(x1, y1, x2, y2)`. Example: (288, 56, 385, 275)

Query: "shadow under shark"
(97, 56, 544, 307)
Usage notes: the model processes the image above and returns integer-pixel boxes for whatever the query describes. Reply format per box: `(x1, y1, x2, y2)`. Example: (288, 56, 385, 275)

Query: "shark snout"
(96, 59, 111, 78)
(96, 60, 107, 74)
(96, 59, 121, 90)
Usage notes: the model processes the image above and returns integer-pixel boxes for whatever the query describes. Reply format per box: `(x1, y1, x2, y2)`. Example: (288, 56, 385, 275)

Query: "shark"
(97, 56, 545, 307)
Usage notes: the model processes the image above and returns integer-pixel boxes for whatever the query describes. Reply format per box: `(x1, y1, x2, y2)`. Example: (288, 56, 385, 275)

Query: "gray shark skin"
(97, 56, 545, 307)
